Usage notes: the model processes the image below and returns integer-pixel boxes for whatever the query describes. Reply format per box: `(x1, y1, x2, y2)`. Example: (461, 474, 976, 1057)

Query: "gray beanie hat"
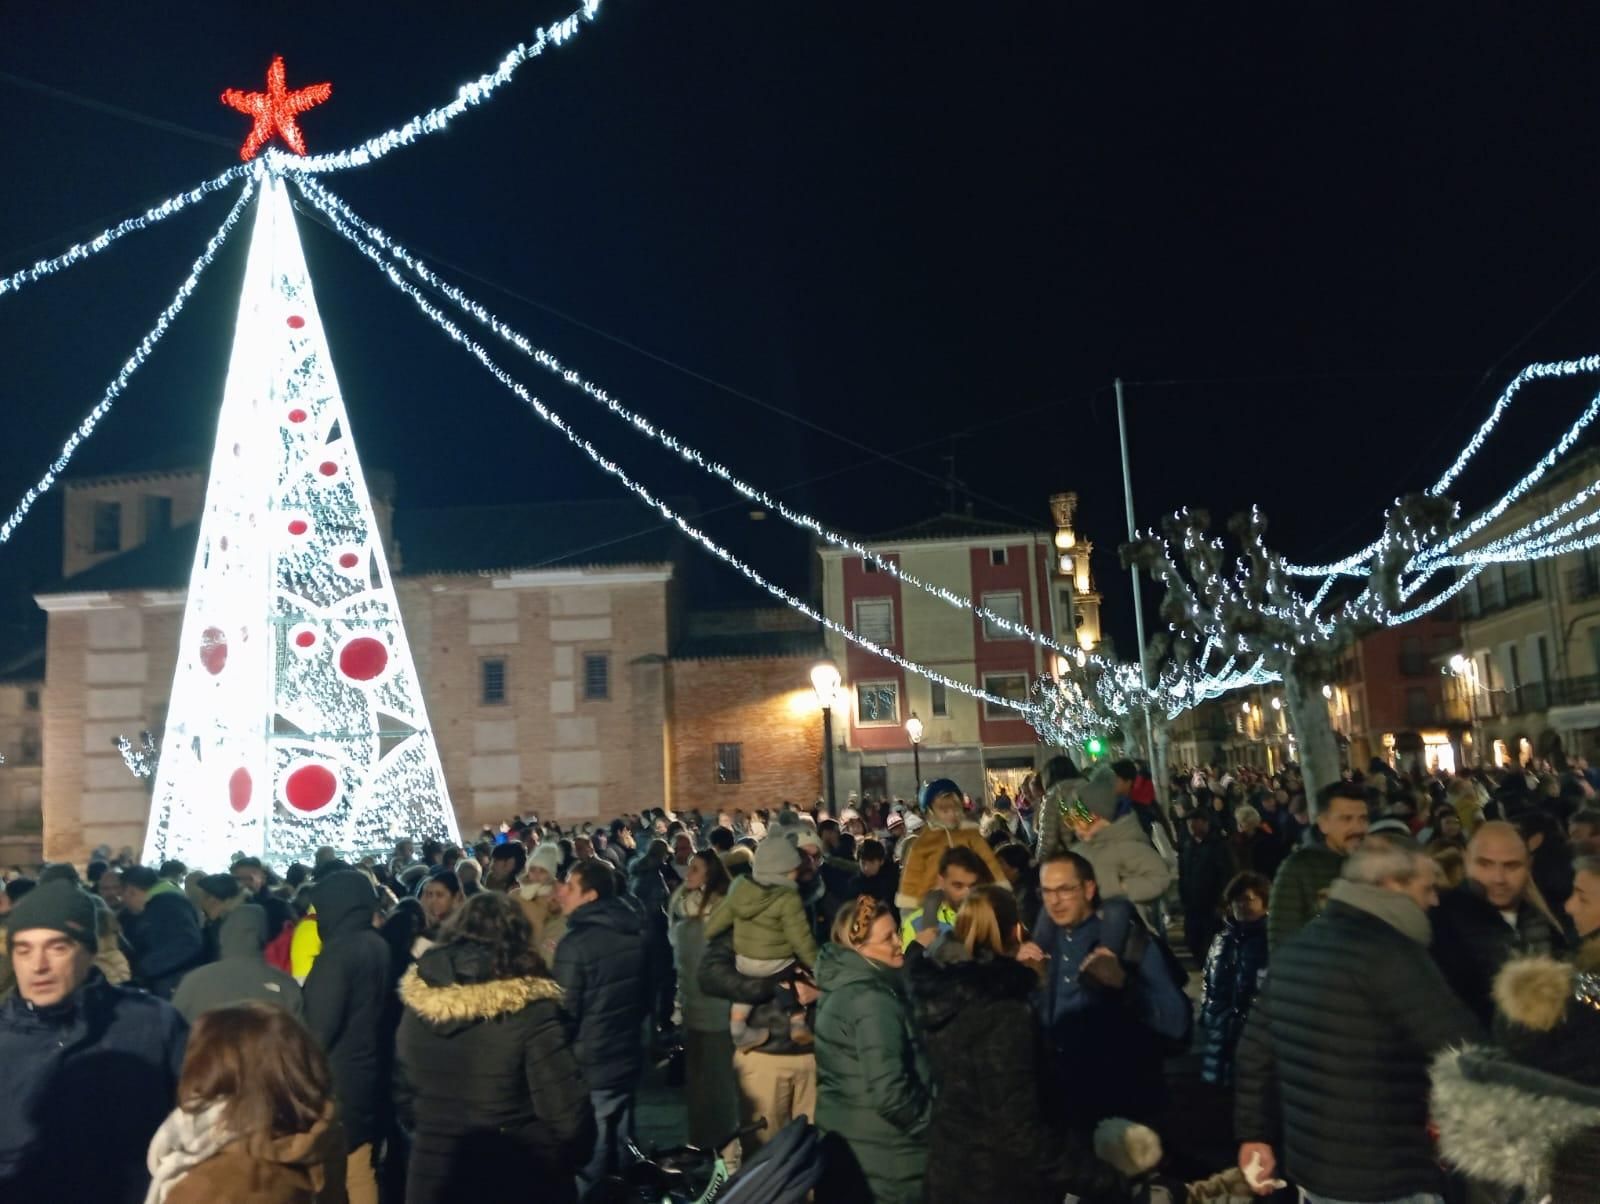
(6, 880, 98, 952)
(1079, 767, 1120, 822)
(753, 834, 802, 887)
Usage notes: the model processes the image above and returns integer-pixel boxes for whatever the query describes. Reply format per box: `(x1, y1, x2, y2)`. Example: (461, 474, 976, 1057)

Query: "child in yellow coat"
(895, 778, 1012, 913)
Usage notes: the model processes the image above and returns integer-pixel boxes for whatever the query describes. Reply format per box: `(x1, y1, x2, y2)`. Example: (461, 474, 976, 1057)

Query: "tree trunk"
(1283, 672, 1342, 800)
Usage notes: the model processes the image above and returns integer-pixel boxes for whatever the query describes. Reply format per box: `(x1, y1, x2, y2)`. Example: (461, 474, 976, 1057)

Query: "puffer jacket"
(1265, 842, 1342, 952)
(171, 904, 303, 1023)
(813, 942, 931, 1204)
(552, 895, 647, 1092)
(1431, 881, 1566, 1026)
(910, 938, 1127, 1204)
(1235, 883, 1481, 1201)
(395, 942, 594, 1204)
(1035, 777, 1085, 862)
(302, 871, 391, 1148)
(703, 876, 818, 966)
(1199, 915, 1267, 1086)
(1076, 813, 1171, 906)
(0, 969, 188, 1204)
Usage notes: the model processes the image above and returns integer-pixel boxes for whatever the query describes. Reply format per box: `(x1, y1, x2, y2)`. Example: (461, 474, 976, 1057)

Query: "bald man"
(1430, 820, 1567, 1025)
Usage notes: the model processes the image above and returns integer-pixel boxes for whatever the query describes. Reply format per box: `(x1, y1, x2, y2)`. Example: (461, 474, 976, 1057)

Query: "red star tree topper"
(222, 56, 332, 161)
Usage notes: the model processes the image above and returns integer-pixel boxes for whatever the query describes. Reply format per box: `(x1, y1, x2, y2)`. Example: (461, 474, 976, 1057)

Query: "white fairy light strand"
(0, 1, 605, 296)
(293, 175, 1094, 664)
(0, 178, 257, 547)
(316, 196, 1035, 715)
(1280, 356, 1600, 577)
(276, 0, 603, 175)
(0, 163, 248, 300)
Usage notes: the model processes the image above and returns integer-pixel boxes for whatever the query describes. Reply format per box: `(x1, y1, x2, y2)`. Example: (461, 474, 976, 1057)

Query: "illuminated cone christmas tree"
(143, 172, 458, 869)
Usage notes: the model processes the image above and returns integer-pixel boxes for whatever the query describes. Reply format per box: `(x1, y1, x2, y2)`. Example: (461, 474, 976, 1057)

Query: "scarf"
(1327, 878, 1431, 946)
(144, 1103, 231, 1204)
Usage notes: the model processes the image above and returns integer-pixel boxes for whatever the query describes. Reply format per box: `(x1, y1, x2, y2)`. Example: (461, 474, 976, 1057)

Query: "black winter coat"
(303, 870, 391, 1148)
(1430, 883, 1566, 1027)
(1178, 834, 1235, 916)
(0, 970, 188, 1204)
(129, 884, 206, 998)
(1235, 896, 1480, 1201)
(553, 895, 647, 1092)
(910, 945, 1127, 1204)
(1199, 915, 1267, 1086)
(395, 943, 594, 1204)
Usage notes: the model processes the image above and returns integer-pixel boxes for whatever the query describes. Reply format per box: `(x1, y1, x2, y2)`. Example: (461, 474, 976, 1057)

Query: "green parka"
(813, 942, 932, 1204)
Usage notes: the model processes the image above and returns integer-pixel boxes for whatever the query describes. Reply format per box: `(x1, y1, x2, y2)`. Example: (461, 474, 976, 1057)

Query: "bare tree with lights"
(1122, 496, 1453, 798)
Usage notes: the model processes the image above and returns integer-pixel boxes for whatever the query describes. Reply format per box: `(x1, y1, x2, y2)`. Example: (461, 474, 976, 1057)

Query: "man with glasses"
(1018, 852, 1189, 1128)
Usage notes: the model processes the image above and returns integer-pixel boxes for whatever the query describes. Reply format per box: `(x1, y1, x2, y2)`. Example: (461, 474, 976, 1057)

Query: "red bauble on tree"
(222, 56, 332, 162)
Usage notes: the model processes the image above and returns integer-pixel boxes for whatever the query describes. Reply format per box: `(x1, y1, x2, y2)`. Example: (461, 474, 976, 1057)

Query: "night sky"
(4, 3, 1600, 656)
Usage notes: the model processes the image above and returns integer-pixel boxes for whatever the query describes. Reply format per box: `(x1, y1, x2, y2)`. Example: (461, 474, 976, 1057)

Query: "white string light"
(310, 182, 1035, 716)
(0, 178, 257, 547)
(276, 0, 603, 175)
(1280, 357, 1600, 578)
(0, 164, 248, 301)
(292, 175, 1095, 667)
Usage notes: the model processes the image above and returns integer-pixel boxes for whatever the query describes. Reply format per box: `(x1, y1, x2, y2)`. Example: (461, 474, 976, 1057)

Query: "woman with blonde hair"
(908, 884, 1160, 1202)
(145, 1002, 346, 1202)
(813, 895, 932, 1203)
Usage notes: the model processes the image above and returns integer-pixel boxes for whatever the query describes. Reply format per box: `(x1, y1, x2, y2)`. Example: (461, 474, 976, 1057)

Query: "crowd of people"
(0, 753, 1596, 1202)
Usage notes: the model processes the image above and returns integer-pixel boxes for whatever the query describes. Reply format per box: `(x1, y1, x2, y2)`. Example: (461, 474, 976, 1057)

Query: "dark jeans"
(1185, 909, 1220, 967)
(576, 1087, 637, 1195)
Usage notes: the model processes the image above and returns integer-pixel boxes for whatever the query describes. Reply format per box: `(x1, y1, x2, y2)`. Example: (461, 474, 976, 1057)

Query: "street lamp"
(810, 662, 843, 812)
(905, 712, 923, 787)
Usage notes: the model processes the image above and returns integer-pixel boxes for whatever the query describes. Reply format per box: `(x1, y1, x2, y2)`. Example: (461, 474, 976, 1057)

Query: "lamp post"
(810, 662, 843, 813)
(905, 712, 923, 790)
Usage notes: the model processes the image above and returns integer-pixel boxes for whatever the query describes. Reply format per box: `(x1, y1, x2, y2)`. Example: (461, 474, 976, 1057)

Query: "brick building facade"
(30, 471, 835, 864)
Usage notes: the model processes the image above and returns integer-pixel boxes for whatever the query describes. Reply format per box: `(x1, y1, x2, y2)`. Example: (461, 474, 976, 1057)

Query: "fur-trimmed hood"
(1431, 1044, 1600, 1197)
(399, 962, 563, 1031)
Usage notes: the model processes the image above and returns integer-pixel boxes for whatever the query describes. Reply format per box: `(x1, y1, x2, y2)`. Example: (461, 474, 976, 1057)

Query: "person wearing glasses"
(1018, 852, 1189, 1131)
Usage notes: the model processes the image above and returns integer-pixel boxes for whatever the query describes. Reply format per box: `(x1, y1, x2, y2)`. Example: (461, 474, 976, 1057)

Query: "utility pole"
(1116, 378, 1160, 786)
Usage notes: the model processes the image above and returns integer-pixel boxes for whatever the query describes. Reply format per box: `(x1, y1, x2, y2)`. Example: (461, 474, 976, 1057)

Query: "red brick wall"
(667, 655, 823, 812)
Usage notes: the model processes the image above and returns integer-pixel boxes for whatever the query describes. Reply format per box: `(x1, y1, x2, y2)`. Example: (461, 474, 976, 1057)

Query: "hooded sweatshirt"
(171, 905, 304, 1024)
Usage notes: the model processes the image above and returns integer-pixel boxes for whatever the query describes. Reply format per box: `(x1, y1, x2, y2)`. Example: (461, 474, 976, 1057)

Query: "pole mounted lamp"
(905, 712, 923, 788)
(810, 662, 843, 812)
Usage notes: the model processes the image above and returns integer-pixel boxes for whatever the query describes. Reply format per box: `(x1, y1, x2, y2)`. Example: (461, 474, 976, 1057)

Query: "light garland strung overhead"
(0, 179, 257, 547)
(274, 0, 603, 174)
(308, 182, 1037, 716)
(0, 165, 248, 301)
(293, 175, 1099, 662)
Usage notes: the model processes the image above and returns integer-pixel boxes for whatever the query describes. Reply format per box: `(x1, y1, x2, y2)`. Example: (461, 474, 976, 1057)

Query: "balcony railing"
(1569, 565, 1600, 604)
(1460, 576, 1540, 620)
(1470, 675, 1600, 718)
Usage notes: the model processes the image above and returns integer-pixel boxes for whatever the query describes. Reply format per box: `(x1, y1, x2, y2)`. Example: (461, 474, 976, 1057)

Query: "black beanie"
(6, 880, 98, 952)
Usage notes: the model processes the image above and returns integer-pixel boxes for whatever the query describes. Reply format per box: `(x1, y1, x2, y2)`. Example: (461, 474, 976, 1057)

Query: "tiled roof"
(38, 499, 683, 595)
(393, 500, 679, 575)
(0, 646, 44, 685)
(672, 628, 826, 661)
(41, 523, 200, 594)
(852, 512, 1048, 545)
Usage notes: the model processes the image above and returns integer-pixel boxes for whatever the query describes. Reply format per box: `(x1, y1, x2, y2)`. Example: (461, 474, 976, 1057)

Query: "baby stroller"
(582, 1118, 823, 1204)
